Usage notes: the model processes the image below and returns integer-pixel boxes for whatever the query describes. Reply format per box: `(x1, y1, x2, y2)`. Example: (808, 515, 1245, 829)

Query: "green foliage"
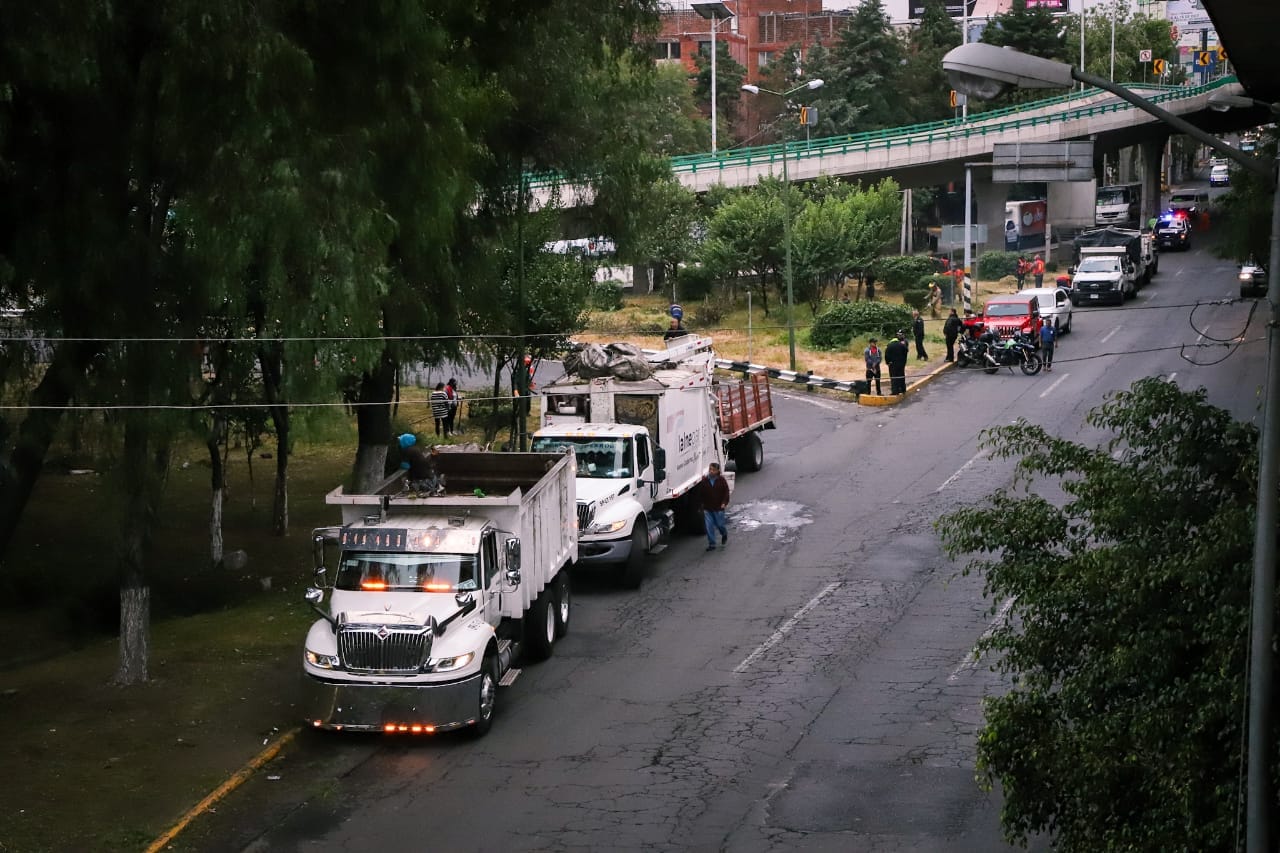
(874, 255, 936, 292)
(693, 41, 748, 142)
(978, 251, 1023, 280)
(937, 379, 1265, 851)
(816, 0, 907, 134)
(810, 300, 912, 349)
(588, 281, 624, 311)
(902, 0, 963, 124)
(676, 264, 716, 301)
(1065, 4, 1178, 87)
(693, 297, 729, 327)
(1215, 131, 1276, 264)
(900, 288, 928, 311)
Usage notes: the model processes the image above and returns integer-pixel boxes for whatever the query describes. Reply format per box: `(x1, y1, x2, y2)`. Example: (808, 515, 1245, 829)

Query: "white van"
(1017, 287, 1074, 334)
(1210, 164, 1230, 187)
(1168, 187, 1210, 216)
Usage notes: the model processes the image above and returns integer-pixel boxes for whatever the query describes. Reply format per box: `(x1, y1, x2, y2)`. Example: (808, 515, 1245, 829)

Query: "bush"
(588, 281, 624, 311)
(874, 255, 937, 293)
(977, 251, 1023, 280)
(810, 300, 913, 350)
(693, 297, 729, 327)
(675, 264, 715, 301)
(902, 288, 929, 311)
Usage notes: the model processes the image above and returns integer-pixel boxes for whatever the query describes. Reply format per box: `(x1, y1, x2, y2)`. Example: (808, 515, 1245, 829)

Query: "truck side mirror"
(505, 537, 521, 573)
(654, 447, 667, 483)
(305, 587, 325, 606)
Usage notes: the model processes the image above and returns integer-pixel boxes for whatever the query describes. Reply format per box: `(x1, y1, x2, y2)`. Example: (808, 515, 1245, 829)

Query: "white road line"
(936, 451, 985, 493)
(734, 582, 842, 674)
(1168, 372, 1177, 382)
(771, 391, 845, 412)
(1039, 372, 1069, 399)
(1176, 267, 1185, 277)
(1100, 326, 1120, 344)
(948, 596, 1015, 683)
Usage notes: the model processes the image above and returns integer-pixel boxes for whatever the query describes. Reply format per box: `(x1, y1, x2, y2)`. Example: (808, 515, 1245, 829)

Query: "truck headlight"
(305, 649, 341, 669)
(424, 652, 474, 673)
(586, 519, 629, 535)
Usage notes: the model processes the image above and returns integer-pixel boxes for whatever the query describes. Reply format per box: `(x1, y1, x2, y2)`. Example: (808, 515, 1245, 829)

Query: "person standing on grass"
(912, 309, 928, 361)
(430, 382, 450, 437)
(863, 337, 883, 395)
(698, 462, 730, 551)
(943, 309, 962, 362)
(1032, 253, 1046, 287)
(444, 378, 460, 436)
(1039, 321, 1056, 372)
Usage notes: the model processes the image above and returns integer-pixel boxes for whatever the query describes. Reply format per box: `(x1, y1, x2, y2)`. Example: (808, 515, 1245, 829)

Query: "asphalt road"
(186, 218, 1264, 853)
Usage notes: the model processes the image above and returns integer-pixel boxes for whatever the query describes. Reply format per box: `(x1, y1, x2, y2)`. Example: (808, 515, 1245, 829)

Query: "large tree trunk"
(0, 340, 100, 561)
(113, 415, 169, 686)
(258, 343, 290, 535)
(350, 349, 396, 492)
(207, 414, 225, 565)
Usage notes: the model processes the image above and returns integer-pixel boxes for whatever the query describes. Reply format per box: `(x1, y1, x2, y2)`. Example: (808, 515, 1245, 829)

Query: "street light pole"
(943, 41, 1280, 853)
(692, 2, 734, 154)
(741, 78, 825, 372)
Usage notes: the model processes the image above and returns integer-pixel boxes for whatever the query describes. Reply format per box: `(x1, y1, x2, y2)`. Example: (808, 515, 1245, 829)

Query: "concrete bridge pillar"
(1141, 134, 1169, 227)
(972, 168, 1008, 264)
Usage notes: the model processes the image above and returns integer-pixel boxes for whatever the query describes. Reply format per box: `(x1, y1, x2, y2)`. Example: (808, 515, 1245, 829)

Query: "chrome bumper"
(302, 673, 481, 733)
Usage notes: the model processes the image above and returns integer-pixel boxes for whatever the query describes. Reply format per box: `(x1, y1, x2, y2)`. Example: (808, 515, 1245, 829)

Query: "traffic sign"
(1153, 58, 1166, 75)
(1196, 50, 1212, 67)
(1139, 49, 1153, 63)
(799, 106, 818, 127)
(949, 89, 957, 108)
(1217, 46, 1228, 62)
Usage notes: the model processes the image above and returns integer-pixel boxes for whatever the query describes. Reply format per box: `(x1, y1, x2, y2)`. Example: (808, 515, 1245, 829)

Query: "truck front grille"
(577, 502, 595, 531)
(338, 625, 430, 673)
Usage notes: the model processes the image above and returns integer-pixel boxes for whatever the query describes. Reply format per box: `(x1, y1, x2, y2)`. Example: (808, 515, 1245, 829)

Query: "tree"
(1064, 4, 1177, 86)
(938, 378, 1278, 850)
(693, 41, 748, 146)
(981, 0, 1069, 62)
(824, 0, 906, 133)
(902, 0, 962, 125)
(1215, 130, 1277, 264)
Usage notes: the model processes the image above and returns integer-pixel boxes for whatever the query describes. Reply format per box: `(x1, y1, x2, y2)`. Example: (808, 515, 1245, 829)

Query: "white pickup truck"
(300, 451, 577, 736)
(532, 336, 774, 588)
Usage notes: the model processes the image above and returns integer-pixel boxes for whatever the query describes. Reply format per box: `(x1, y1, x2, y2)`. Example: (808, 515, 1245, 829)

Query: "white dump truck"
(301, 450, 576, 736)
(531, 335, 774, 588)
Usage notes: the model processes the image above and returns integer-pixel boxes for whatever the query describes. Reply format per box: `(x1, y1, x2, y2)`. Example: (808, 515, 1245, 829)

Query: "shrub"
(693, 297, 728, 327)
(810, 300, 913, 350)
(874, 255, 937, 293)
(901, 288, 929, 311)
(588, 281, 624, 311)
(978, 251, 1022, 280)
(675, 264, 715, 301)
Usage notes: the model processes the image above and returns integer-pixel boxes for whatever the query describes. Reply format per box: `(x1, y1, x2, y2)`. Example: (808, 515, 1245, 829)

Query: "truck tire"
(470, 655, 498, 738)
(619, 521, 647, 590)
(733, 432, 764, 473)
(553, 571, 571, 638)
(524, 591, 555, 661)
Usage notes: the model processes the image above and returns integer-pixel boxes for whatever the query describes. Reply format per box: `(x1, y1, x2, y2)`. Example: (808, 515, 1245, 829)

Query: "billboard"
(908, 0, 1067, 20)
(1025, 0, 1069, 9)
(908, 1, 977, 20)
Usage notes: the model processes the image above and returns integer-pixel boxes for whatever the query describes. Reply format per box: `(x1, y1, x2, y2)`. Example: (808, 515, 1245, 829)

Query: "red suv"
(981, 295, 1044, 343)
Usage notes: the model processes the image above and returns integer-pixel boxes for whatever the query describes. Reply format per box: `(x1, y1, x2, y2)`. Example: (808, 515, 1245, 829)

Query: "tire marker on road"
(1100, 326, 1120, 344)
(1039, 372, 1069, 399)
(734, 581, 842, 674)
(936, 451, 985, 493)
(948, 596, 1015, 683)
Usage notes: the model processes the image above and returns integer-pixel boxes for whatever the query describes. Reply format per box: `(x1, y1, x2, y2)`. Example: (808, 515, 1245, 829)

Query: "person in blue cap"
(398, 434, 444, 495)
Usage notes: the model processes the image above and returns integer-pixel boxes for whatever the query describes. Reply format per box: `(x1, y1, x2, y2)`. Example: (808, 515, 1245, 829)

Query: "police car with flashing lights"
(1155, 214, 1192, 251)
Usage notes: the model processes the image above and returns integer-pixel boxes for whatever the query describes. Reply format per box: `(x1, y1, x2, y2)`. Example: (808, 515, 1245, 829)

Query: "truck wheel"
(553, 572, 571, 638)
(524, 591, 555, 661)
(734, 432, 764, 473)
(470, 655, 497, 738)
(619, 521, 647, 590)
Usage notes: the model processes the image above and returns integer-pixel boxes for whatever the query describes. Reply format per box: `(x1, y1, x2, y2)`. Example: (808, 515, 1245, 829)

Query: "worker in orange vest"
(1031, 254, 1045, 287)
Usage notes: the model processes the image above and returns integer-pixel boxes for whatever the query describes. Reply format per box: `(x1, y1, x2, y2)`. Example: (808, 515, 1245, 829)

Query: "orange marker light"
(361, 580, 388, 591)
(384, 723, 396, 733)
(423, 582, 452, 592)
(410, 725, 423, 733)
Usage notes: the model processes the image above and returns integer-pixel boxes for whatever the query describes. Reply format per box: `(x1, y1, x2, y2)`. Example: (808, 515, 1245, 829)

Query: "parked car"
(1240, 261, 1267, 298)
(1169, 187, 1210, 217)
(1210, 164, 1230, 187)
(1155, 215, 1192, 251)
(1016, 286, 1074, 334)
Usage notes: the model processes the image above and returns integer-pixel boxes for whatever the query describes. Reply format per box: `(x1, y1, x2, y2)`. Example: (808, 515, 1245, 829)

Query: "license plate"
(1089, 294, 1099, 300)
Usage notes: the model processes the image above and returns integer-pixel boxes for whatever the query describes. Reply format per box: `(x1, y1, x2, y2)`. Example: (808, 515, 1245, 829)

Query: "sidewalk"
(858, 351, 955, 406)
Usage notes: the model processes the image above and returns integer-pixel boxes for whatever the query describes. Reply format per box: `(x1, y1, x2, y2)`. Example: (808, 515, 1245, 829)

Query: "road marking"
(936, 451, 986, 493)
(1100, 326, 1120, 344)
(1168, 372, 1177, 382)
(734, 581, 842, 674)
(948, 596, 1015, 683)
(1176, 267, 1185, 276)
(1039, 372, 1069, 399)
(771, 390, 845, 412)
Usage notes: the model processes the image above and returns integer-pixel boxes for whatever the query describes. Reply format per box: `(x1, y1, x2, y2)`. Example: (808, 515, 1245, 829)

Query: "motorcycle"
(962, 330, 1042, 376)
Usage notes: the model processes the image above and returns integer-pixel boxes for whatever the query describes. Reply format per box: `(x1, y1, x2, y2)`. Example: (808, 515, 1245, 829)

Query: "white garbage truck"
(531, 335, 774, 588)
(301, 450, 576, 736)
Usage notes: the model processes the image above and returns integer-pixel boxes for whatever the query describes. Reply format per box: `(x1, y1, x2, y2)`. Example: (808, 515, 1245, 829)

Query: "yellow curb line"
(145, 727, 300, 853)
(857, 361, 956, 407)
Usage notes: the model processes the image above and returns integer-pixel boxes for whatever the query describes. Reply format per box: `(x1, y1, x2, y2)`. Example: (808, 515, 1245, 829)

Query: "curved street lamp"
(943, 40, 1280, 853)
(740, 78, 825, 372)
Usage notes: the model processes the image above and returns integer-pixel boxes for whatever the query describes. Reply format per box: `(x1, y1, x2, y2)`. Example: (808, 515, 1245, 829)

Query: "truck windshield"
(1097, 189, 1129, 206)
(336, 552, 478, 592)
(985, 303, 1031, 318)
(1078, 257, 1121, 274)
(530, 436, 634, 479)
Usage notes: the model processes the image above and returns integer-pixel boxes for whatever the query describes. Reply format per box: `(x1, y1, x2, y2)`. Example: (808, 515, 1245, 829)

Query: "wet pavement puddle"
(728, 500, 813, 544)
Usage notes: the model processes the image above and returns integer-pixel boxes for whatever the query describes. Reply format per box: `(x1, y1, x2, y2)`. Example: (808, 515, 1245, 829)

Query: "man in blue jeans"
(698, 462, 730, 551)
